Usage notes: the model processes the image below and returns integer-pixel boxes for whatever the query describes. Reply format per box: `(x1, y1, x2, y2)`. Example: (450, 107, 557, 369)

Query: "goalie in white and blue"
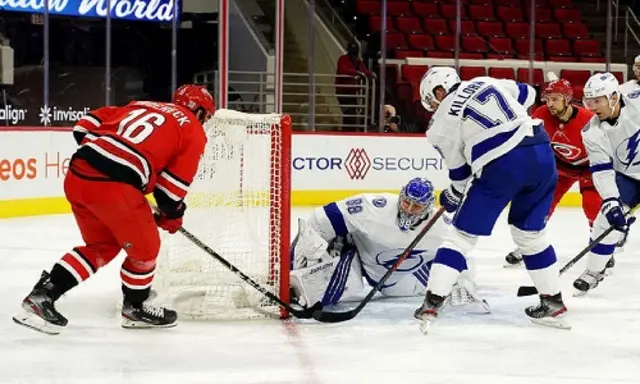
(289, 177, 487, 312)
(415, 67, 567, 332)
(575, 72, 637, 295)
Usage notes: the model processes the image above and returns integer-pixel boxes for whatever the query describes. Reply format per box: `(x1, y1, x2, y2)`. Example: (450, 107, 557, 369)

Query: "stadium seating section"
(354, 0, 621, 128)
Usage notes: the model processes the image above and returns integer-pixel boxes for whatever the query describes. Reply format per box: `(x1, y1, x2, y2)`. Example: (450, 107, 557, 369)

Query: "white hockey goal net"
(152, 109, 292, 320)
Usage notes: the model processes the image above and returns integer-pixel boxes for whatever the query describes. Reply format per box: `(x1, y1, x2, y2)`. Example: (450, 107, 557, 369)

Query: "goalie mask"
(397, 177, 435, 231)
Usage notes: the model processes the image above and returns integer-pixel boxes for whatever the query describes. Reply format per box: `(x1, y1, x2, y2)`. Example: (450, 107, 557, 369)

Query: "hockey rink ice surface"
(2, 207, 640, 384)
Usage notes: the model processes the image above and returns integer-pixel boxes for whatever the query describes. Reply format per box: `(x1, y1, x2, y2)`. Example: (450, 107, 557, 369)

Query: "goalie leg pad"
(290, 247, 363, 308)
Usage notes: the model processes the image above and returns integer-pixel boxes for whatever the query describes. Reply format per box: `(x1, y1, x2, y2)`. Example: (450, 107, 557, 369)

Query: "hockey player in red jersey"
(504, 79, 609, 268)
(13, 85, 215, 335)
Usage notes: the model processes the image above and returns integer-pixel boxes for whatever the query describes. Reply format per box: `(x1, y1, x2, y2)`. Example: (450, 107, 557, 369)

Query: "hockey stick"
(176, 226, 315, 319)
(517, 205, 639, 297)
(311, 207, 446, 323)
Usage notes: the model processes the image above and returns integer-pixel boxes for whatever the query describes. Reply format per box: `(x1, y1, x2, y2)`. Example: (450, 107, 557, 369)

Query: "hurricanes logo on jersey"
(615, 130, 640, 169)
(551, 142, 582, 161)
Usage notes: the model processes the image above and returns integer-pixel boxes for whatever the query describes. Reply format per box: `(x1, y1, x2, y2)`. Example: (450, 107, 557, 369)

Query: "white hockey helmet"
(583, 72, 620, 104)
(420, 66, 461, 112)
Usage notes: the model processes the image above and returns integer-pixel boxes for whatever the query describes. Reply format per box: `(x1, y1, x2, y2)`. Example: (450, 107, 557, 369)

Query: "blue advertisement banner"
(0, 0, 181, 23)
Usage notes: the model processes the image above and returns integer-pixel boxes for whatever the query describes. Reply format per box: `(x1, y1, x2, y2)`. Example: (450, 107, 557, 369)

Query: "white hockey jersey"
(583, 92, 640, 200)
(620, 79, 640, 96)
(427, 77, 539, 190)
(306, 193, 450, 288)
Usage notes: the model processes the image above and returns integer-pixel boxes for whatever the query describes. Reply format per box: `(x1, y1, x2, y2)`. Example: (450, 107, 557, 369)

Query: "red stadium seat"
(488, 37, 516, 56)
(435, 35, 456, 51)
(563, 23, 589, 39)
(486, 53, 515, 59)
(496, 0, 522, 6)
(394, 49, 424, 59)
(476, 21, 506, 37)
(407, 33, 435, 50)
(356, 0, 381, 14)
(459, 52, 485, 59)
(527, 7, 554, 23)
(524, 0, 549, 8)
(460, 66, 487, 80)
(580, 57, 606, 63)
(572, 85, 584, 101)
(554, 8, 582, 23)
(412, 2, 440, 18)
(550, 0, 573, 8)
(440, 4, 468, 19)
(385, 32, 408, 50)
(547, 56, 576, 62)
(395, 16, 423, 33)
(424, 18, 450, 35)
(497, 6, 525, 21)
(560, 69, 591, 85)
(369, 16, 395, 32)
(573, 39, 601, 57)
(426, 51, 455, 58)
(505, 22, 531, 39)
(385, 64, 399, 89)
(517, 68, 545, 85)
(387, 1, 411, 16)
(545, 39, 573, 58)
(448, 20, 477, 36)
(489, 67, 516, 79)
(462, 36, 489, 53)
(515, 38, 544, 57)
(401, 64, 429, 82)
(395, 82, 414, 106)
(469, 4, 497, 20)
(536, 23, 563, 39)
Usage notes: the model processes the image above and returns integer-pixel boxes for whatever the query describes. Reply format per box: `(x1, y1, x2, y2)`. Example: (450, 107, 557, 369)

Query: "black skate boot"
(504, 249, 523, 267)
(121, 300, 178, 329)
(414, 291, 446, 335)
(13, 271, 68, 335)
(525, 292, 570, 330)
(573, 269, 606, 296)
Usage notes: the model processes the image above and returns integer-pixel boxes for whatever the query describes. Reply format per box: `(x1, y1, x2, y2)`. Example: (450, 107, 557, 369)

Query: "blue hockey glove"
(439, 186, 463, 213)
(601, 198, 636, 232)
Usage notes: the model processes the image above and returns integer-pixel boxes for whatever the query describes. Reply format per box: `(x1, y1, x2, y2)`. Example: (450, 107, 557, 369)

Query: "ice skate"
(503, 249, 523, 267)
(12, 271, 68, 335)
(604, 256, 615, 276)
(573, 269, 606, 296)
(121, 300, 178, 329)
(525, 293, 570, 330)
(448, 281, 491, 314)
(414, 291, 446, 335)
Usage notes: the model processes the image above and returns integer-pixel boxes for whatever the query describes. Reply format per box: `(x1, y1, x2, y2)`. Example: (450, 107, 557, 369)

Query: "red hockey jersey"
(532, 104, 594, 169)
(71, 101, 207, 205)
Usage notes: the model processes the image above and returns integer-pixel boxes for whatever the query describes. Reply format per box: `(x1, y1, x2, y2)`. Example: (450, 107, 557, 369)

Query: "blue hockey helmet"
(397, 177, 435, 231)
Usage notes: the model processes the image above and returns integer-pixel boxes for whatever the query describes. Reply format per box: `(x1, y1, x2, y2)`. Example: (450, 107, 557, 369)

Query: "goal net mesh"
(152, 109, 291, 320)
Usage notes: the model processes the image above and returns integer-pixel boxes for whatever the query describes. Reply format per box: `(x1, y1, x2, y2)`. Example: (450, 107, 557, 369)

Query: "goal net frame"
(152, 109, 292, 320)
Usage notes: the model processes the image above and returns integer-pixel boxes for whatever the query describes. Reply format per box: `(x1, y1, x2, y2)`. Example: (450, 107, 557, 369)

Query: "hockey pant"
(584, 172, 640, 273)
(428, 143, 561, 297)
(49, 163, 160, 304)
(550, 174, 601, 227)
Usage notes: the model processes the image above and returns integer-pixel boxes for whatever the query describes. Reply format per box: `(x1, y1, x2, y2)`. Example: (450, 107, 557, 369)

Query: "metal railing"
(624, 6, 640, 59)
(194, 70, 376, 131)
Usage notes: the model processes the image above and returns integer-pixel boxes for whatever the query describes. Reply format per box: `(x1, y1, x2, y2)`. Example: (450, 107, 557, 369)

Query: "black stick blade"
(517, 286, 538, 297)
(311, 309, 357, 323)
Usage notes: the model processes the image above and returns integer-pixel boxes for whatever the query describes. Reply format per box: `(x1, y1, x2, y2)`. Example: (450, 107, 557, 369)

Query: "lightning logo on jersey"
(616, 130, 640, 169)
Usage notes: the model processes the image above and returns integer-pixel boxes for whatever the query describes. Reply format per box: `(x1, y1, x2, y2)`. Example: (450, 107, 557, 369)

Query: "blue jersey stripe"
(470, 127, 518, 162)
(323, 202, 349, 237)
(590, 162, 613, 173)
(516, 83, 530, 106)
(449, 163, 472, 181)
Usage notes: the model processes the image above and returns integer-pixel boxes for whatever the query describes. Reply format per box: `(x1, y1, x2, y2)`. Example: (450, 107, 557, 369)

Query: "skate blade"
(12, 310, 62, 335)
(416, 313, 437, 335)
(604, 268, 614, 277)
(121, 318, 178, 329)
(573, 289, 589, 297)
(530, 315, 571, 330)
(503, 262, 522, 268)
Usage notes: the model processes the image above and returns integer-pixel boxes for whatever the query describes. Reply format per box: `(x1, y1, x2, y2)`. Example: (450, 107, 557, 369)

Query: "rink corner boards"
(0, 191, 583, 219)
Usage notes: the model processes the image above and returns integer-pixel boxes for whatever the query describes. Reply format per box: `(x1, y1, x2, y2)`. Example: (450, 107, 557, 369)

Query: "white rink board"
(0, 130, 580, 202)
